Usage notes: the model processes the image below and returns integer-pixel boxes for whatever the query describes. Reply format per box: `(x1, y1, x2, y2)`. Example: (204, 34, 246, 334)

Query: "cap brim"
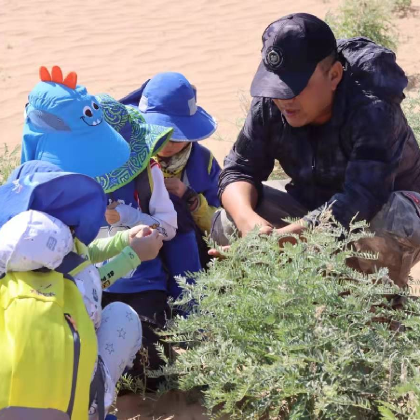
(138, 106, 217, 142)
(250, 61, 316, 99)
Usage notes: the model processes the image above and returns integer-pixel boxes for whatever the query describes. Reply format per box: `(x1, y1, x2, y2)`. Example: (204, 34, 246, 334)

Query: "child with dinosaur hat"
(21, 66, 173, 289)
(21, 67, 178, 390)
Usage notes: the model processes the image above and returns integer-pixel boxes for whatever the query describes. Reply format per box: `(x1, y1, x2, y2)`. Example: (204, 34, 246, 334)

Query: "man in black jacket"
(211, 13, 420, 287)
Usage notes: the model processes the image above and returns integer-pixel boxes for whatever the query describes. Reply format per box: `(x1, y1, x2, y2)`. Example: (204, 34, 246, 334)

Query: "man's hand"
(209, 222, 306, 259)
(275, 222, 306, 247)
(164, 178, 188, 198)
(105, 201, 120, 225)
(128, 225, 152, 243)
(237, 213, 274, 238)
(130, 229, 163, 262)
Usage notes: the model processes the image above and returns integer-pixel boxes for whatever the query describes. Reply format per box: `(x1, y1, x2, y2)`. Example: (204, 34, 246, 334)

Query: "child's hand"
(106, 201, 121, 225)
(130, 229, 164, 262)
(128, 225, 152, 243)
(164, 178, 187, 198)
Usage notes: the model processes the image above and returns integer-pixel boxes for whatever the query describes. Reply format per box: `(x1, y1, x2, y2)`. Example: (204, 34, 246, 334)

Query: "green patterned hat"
(95, 94, 173, 193)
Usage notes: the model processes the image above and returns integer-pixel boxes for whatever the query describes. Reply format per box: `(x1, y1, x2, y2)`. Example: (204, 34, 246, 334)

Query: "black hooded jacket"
(219, 38, 420, 227)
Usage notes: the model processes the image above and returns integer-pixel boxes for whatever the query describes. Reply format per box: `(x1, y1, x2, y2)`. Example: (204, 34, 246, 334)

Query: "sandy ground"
(1, 0, 420, 162)
(112, 391, 226, 420)
(1, 0, 420, 418)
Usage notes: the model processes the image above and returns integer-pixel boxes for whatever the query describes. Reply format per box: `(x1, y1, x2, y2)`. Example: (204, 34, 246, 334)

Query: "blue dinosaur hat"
(22, 66, 130, 178)
(1, 161, 107, 245)
(95, 94, 173, 193)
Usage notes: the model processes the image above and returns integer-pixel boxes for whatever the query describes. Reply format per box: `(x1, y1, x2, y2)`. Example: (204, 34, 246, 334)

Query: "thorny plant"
(154, 211, 420, 419)
(326, 0, 398, 50)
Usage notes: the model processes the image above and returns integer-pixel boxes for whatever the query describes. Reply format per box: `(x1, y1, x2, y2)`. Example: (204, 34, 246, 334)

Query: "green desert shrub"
(158, 213, 420, 419)
(0, 145, 20, 185)
(393, 0, 412, 15)
(326, 0, 398, 50)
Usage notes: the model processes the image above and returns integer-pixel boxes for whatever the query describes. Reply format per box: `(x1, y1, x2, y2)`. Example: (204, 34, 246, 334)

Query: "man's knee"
(210, 209, 236, 246)
(370, 191, 420, 248)
(356, 191, 420, 287)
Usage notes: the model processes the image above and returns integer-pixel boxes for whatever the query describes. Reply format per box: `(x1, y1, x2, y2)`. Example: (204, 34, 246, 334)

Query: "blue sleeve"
(203, 155, 221, 208)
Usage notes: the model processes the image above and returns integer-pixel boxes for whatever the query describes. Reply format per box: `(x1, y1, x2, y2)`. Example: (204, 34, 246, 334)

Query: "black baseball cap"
(250, 13, 337, 100)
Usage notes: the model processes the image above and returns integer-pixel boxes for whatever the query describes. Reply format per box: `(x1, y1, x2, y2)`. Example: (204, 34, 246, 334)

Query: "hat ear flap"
(191, 84, 197, 102)
(119, 79, 150, 107)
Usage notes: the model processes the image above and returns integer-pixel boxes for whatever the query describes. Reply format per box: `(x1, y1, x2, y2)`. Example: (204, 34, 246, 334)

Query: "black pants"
(102, 290, 171, 391)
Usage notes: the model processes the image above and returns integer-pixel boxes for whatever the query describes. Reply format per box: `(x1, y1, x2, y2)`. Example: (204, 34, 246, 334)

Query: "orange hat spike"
(63, 71, 78, 89)
(51, 66, 64, 84)
(39, 66, 52, 82)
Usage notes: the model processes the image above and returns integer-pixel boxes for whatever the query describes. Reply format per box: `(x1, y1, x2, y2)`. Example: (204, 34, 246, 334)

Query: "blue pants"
(161, 230, 202, 300)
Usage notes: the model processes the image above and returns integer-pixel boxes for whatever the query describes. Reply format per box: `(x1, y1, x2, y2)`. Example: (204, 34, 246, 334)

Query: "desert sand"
(1, 0, 420, 418)
(2, 0, 419, 165)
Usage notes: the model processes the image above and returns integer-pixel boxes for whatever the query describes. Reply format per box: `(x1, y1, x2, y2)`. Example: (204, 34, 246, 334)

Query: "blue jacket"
(184, 142, 221, 208)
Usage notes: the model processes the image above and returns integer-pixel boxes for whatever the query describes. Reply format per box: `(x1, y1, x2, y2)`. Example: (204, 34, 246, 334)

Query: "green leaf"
(264, 314, 276, 325)
(377, 405, 397, 419)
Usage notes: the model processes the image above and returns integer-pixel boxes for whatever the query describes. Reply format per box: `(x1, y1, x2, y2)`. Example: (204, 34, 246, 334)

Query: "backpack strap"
(89, 356, 106, 420)
(134, 166, 153, 215)
(57, 253, 106, 420)
(54, 252, 87, 282)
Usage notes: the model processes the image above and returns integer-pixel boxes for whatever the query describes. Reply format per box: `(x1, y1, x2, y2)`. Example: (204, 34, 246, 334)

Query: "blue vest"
(183, 143, 221, 207)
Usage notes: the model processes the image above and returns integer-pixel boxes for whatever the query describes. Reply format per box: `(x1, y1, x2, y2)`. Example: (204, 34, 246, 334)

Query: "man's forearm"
(221, 181, 259, 225)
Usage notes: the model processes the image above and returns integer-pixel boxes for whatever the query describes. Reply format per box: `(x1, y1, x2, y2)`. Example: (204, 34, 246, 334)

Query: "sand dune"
(1, 0, 420, 164)
(2, 0, 419, 164)
(0, 0, 343, 164)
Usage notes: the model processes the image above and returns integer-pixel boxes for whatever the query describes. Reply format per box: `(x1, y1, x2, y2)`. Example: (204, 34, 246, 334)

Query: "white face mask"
(0, 210, 73, 275)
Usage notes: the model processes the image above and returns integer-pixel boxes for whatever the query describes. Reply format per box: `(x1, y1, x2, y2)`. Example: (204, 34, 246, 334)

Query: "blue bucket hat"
(119, 72, 217, 142)
(22, 66, 130, 178)
(1, 161, 107, 245)
(95, 94, 173, 193)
